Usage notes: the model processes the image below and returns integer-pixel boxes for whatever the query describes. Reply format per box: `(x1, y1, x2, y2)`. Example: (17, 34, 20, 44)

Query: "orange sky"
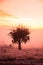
(0, 0, 43, 29)
(0, 0, 43, 48)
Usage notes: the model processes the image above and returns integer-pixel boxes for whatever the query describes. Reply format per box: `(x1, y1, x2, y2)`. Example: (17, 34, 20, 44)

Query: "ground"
(0, 46, 43, 65)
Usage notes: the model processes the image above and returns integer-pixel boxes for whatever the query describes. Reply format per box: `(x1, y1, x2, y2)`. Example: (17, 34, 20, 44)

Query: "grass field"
(0, 46, 43, 65)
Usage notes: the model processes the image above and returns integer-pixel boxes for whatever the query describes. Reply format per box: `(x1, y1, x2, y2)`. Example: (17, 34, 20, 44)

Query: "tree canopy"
(9, 25, 30, 50)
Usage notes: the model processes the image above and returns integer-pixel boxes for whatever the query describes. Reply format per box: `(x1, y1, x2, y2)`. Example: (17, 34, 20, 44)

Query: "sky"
(0, 0, 43, 48)
(0, 0, 43, 29)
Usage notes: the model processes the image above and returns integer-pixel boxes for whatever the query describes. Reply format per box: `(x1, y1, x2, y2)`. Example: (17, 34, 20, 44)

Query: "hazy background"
(0, 27, 43, 49)
(0, 0, 43, 49)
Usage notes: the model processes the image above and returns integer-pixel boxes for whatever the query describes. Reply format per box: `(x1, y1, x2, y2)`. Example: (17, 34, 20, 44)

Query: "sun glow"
(0, 17, 32, 27)
(0, 16, 43, 29)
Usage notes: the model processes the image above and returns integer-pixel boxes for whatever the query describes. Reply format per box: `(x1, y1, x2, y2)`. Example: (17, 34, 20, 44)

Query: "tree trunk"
(18, 40, 21, 50)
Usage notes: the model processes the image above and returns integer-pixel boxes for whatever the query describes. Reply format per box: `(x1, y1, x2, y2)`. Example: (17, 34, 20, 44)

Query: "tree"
(9, 25, 30, 50)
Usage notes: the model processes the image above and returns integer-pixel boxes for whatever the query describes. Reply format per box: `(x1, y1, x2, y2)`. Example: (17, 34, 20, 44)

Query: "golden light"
(0, 16, 43, 29)
(0, 17, 32, 27)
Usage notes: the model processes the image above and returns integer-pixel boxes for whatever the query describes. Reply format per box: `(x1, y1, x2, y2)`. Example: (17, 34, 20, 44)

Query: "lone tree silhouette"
(9, 25, 30, 50)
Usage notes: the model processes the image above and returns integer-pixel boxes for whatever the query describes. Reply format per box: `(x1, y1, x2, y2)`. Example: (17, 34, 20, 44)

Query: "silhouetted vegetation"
(9, 25, 30, 50)
(0, 57, 16, 62)
(0, 47, 43, 65)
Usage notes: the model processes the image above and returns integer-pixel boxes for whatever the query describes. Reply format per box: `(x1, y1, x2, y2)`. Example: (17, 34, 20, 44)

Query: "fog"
(0, 27, 43, 49)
